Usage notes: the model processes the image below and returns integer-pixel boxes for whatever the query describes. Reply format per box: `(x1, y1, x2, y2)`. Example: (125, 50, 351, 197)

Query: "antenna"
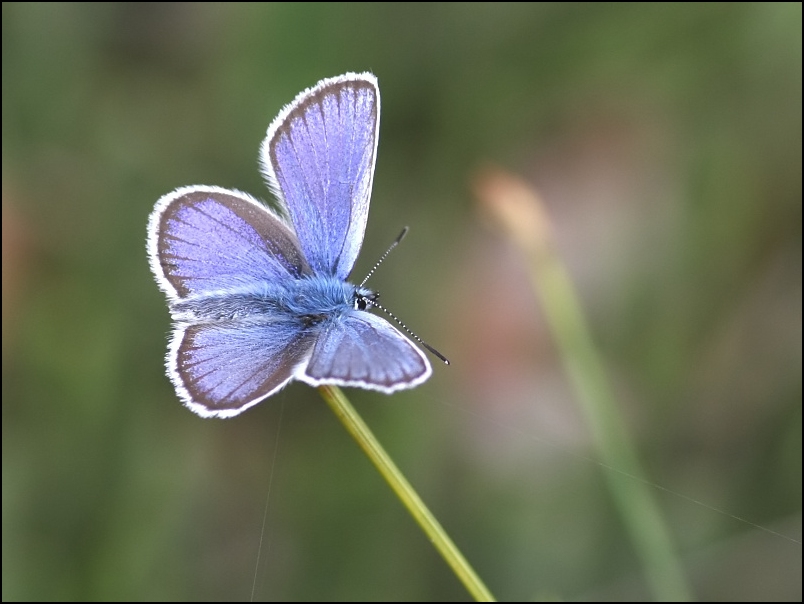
(360, 227, 409, 287)
(357, 227, 450, 365)
(367, 297, 450, 365)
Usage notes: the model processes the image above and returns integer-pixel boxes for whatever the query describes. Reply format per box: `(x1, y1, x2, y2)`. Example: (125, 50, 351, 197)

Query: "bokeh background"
(3, 3, 801, 601)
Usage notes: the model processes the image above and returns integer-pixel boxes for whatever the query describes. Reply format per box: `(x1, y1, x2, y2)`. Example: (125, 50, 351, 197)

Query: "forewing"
(260, 73, 379, 279)
(302, 312, 432, 392)
(148, 186, 310, 300)
(168, 319, 315, 418)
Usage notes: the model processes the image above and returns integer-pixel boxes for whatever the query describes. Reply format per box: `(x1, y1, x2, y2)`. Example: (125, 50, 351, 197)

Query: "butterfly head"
(354, 288, 378, 311)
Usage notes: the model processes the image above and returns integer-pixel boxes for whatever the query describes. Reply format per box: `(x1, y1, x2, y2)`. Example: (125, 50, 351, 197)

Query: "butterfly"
(147, 73, 436, 418)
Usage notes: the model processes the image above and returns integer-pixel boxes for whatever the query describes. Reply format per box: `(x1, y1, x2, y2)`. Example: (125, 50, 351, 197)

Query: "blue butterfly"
(147, 73, 434, 418)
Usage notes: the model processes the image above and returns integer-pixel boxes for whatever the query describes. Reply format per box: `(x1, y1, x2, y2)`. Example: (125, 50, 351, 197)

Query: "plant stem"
(317, 384, 496, 602)
(475, 167, 692, 601)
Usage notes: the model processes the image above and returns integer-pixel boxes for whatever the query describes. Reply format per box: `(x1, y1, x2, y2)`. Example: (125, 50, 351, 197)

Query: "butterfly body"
(148, 73, 432, 418)
(171, 274, 371, 326)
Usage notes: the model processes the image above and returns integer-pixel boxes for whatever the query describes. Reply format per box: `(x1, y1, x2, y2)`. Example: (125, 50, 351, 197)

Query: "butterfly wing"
(260, 73, 379, 280)
(148, 187, 316, 416)
(301, 312, 432, 393)
(147, 186, 310, 300)
(168, 320, 315, 417)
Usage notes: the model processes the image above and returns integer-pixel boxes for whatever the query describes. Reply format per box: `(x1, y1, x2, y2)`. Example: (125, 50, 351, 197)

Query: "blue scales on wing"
(261, 75, 379, 280)
(149, 187, 310, 300)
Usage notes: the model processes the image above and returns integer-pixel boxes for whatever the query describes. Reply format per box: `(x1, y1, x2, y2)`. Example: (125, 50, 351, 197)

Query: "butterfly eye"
(354, 291, 378, 311)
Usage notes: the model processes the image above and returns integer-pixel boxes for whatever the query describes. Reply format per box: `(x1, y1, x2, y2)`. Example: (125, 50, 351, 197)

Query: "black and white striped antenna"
(360, 226, 409, 288)
(359, 227, 450, 365)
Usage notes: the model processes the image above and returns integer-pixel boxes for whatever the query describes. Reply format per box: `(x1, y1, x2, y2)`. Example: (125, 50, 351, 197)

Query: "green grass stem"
(317, 384, 496, 602)
(475, 167, 692, 601)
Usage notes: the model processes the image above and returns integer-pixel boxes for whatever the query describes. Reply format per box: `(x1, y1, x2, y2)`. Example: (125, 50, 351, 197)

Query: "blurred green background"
(3, 2, 801, 601)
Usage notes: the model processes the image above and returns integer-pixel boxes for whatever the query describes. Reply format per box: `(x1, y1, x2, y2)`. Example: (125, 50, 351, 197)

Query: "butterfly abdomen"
(169, 275, 366, 326)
